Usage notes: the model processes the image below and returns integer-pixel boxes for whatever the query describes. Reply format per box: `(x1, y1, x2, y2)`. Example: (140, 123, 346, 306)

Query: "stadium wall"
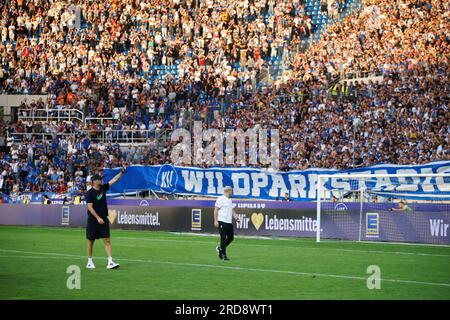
(0, 202, 448, 244)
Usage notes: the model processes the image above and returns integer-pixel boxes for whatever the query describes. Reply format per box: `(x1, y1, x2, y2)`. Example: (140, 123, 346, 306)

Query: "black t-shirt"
(86, 184, 109, 221)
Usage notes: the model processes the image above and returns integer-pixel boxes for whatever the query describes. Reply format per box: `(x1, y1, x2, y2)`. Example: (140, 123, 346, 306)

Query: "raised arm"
(108, 164, 127, 187)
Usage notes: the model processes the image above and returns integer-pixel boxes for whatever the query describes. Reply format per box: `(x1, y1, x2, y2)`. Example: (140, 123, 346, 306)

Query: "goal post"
(316, 173, 450, 245)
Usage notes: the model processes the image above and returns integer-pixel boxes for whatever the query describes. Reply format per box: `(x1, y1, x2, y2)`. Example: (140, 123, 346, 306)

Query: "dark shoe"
(216, 246, 223, 259)
(223, 255, 230, 261)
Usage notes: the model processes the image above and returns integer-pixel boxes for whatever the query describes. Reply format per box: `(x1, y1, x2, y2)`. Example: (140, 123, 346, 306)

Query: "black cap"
(91, 174, 103, 181)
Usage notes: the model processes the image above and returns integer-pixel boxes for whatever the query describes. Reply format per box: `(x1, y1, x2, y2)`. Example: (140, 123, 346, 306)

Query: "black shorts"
(86, 218, 110, 240)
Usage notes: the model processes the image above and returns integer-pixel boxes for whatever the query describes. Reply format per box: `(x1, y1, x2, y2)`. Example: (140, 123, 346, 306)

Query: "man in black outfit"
(85, 164, 127, 269)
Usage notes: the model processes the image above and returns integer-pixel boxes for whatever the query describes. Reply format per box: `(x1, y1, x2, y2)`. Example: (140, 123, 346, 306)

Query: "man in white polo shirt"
(214, 186, 240, 261)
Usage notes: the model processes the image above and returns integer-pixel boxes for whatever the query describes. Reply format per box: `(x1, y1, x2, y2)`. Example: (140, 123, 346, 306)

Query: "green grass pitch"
(0, 225, 449, 299)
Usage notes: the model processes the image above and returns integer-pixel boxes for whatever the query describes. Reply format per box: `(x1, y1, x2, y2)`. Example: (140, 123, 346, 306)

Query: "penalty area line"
(0, 249, 449, 288)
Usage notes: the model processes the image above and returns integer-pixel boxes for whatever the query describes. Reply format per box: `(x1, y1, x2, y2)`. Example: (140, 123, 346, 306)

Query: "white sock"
(108, 257, 113, 264)
(88, 258, 93, 264)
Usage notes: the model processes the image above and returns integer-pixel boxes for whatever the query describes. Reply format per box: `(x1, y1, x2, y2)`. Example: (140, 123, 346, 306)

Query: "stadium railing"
(18, 108, 84, 123)
(8, 129, 164, 145)
(84, 117, 113, 125)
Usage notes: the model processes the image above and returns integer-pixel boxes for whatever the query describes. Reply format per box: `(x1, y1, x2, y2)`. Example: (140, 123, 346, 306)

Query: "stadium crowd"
(0, 0, 332, 100)
(290, 0, 449, 83)
(0, 0, 449, 196)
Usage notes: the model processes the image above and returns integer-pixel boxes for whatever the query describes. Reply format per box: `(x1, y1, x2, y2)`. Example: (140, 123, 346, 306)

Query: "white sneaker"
(107, 261, 120, 269)
(86, 261, 96, 269)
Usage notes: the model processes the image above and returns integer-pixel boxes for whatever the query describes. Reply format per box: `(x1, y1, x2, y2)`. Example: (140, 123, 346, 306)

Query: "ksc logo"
(156, 164, 178, 193)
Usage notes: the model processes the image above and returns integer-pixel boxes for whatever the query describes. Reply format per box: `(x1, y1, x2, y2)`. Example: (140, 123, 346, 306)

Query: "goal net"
(316, 173, 450, 245)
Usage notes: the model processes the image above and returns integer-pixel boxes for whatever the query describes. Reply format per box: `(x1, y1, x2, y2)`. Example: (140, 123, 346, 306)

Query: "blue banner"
(103, 161, 450, 201)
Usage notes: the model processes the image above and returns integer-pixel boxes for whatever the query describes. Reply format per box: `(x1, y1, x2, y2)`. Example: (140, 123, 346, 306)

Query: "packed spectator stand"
(0, 0, 448, 199)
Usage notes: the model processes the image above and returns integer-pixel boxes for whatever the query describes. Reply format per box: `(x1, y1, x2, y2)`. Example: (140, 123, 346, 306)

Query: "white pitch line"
(0, 249, 449, 288)
(117, 236, 450, 258)
(0, 255, 76, 260)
